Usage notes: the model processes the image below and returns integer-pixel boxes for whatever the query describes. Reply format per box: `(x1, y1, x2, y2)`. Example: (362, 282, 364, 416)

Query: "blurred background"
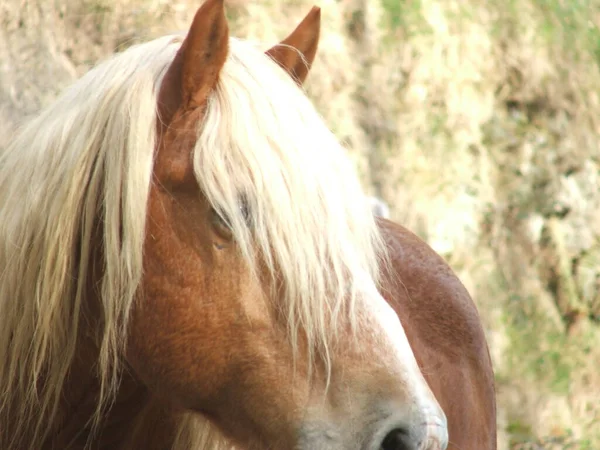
(1, 0, 599, 448)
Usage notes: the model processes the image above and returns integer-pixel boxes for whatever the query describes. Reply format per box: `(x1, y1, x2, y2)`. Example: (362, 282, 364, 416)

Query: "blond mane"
(0, 34, 386, 450)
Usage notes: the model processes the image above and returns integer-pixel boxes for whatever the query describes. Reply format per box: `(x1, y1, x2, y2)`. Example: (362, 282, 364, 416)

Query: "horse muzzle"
(298, 402, 448, 450)
(370, 408, 448, 450)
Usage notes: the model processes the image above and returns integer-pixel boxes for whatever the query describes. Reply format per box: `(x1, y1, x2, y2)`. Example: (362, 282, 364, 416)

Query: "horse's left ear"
(160, 0, 229, 120)
(181, 0, 229, 109)
(266, 6, 321, 86)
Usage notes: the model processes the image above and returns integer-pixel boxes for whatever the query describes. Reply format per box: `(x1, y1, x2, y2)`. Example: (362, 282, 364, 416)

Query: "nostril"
(380, 428, 416, 450)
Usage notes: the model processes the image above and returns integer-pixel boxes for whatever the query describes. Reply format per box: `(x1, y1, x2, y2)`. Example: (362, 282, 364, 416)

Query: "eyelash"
(209, 198, 251, 237)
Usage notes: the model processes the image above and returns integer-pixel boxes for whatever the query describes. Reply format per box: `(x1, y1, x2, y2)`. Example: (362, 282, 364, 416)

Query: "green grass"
(534, 0, 600, 64)
(380, 0, 429, 35)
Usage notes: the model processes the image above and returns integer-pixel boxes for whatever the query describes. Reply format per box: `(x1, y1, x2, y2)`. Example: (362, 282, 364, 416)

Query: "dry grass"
(1, 0, 600, 448)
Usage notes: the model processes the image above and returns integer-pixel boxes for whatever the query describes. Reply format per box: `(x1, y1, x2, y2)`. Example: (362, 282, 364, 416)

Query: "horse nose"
(381, 428, 416, 450)
(378, 415, 448, 450)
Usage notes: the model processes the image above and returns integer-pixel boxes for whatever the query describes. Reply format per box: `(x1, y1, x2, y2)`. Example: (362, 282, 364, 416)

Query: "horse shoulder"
(377, 218, 497, 450)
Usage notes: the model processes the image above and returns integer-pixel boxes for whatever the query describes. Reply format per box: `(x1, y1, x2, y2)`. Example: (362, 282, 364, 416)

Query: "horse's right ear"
(265, 6, 321, 86)
(160, 0, 229, 120)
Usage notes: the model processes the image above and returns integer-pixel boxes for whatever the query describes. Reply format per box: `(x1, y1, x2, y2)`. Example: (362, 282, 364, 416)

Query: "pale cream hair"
(0, 33, 386, 450)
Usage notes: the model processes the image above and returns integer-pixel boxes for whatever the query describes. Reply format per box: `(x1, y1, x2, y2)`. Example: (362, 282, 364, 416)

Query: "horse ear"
(265, 6, 321, 86)
(163, 0, 229, 115)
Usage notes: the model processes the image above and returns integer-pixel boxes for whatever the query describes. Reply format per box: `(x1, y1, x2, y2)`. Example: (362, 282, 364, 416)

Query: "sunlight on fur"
(0, 33, 386, 449)
(194, 37, 385, 368)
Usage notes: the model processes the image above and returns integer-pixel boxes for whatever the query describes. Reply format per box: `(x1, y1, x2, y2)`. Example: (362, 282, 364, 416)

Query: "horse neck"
(39, 239, 180, 450)
(42, 316, 180, 450)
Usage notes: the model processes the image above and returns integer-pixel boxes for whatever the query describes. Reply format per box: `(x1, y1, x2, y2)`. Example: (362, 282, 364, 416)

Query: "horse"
(0, 0, 496, 449)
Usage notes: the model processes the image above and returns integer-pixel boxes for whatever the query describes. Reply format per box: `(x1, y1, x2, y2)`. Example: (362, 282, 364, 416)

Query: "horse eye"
(239, 197, 251, 226)
(209, 198, 251, 241)
(209, 207, 233, 240)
